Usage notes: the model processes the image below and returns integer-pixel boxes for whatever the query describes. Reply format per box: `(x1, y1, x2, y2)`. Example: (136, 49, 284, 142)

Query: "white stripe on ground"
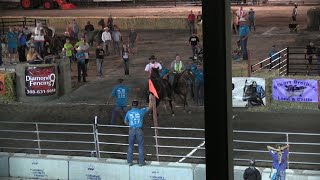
(261, 27, 277, 35)
(178, 141, 205, 163)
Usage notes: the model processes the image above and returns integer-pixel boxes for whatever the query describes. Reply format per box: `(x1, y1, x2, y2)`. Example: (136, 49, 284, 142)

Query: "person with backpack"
(243, 159, 261, 180)
(267, 144, 290, 180)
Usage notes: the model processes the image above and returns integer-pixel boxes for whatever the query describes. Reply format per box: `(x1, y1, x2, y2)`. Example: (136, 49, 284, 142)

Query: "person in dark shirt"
(305, 42, 316, 75)
(189, 32, 200, 58)
(85, 21, 95, 47)
(95, 43, 105, 78)
(243, 160, 261, 180)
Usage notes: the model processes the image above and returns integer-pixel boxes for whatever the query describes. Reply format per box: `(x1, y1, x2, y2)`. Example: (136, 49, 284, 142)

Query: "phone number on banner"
(26, 89, 56, 95)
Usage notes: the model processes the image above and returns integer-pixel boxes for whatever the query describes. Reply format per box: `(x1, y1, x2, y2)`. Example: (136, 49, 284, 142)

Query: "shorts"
(8, 47, 17, 54)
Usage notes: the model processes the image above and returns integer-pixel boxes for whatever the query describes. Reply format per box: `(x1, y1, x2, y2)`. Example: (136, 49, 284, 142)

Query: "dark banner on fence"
(25, 66, 56, 96)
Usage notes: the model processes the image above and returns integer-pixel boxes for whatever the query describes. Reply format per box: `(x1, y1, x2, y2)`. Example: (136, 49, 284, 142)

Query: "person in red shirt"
(187, 10, 196, 35)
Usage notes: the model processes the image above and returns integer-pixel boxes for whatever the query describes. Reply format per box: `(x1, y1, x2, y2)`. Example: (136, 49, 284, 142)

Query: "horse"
(171, 70, 195, 113)
(144, 67, 175, 117)
(242, 79, 265, 107)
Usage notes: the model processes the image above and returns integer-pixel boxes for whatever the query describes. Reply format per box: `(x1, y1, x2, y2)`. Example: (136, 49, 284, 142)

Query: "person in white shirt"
(144, 55, 162, 77)
(101, 27, 112, 56)
(33, 22, 45, 58)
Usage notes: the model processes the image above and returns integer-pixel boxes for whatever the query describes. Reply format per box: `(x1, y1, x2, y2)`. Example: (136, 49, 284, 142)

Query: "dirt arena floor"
(0, 4, 320, 170)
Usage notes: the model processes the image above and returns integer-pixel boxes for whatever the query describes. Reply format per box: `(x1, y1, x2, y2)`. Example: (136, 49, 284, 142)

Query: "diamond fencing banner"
(272, 78, 318, 102)
(232, 77, 266, 107)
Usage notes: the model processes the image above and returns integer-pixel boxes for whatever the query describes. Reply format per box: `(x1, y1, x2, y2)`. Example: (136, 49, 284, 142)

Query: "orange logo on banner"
(148, 79, 159, 99)
(0, 73, 5, 95)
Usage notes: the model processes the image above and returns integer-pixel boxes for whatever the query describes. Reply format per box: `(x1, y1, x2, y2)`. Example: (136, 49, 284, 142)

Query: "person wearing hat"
(243, 159, 261, 180)
(144, 55, 162, 76)
(248, 8, 256, 32)
(239, 17, 250, 61)
(124, 94, 153, 166)
(75, 46, 86, 83)
(108, 78, 130, 125)
(101, 27, 112, 56)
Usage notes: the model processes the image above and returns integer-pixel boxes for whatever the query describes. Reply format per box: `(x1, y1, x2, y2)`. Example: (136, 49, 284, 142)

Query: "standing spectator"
(112, 26, 122, 56)
(33, 22, 45, 58)
(65, 21, 73, 37)
(75, 46, 86, 83)
(268, 45, 280, 70)
(72, 19, 80, 40)
(101, 27, 112, 56)
(305, 42, 316, 75)
(63, 38, 74, 70)
(193, 63, 204, 106)
(128, 28, 138, 54)
(121, 43, 130, 75)
(18, 26, 27, 62)
(235, 6, 247, 31)
(187, 10, 196, 35)
(239, 18, 250, 61)
(108, 78, 130, 125)
(189, 32, 200, 58)
(74, 37, 90, 76)
(267, 144, 290, 180)
(248, 8, 256, 32)
(107, 14, 114, 31)
(95, 43, 105, 78)
(0, 32, 2, 66)
(98, 18, 106, 30)
(124, 96, 153, 166)
(292, 3, 298, 22)
(7, 27, 18, 64)
(84, 21, 95, 47)
(243, 159, 262, 180)
(196, 11, 202, 24)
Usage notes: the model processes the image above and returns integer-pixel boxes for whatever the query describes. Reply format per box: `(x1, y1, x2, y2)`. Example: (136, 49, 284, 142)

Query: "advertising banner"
(272, 78, 318, 102)
(232, 77, 266, 107)
(0, 73, 5, 95)
(25, 66, 56, 96)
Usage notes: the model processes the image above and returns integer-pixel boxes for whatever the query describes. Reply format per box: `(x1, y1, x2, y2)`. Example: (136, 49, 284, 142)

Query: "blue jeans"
(191, 45, 198, 58)
(272, 169, 286, 180)
(240, 37, 248, 60)
(188, 22, 195, 35)
(111, 106, 126, 125)
(34, 41, 44, 58)
(127, 128, 145, 164)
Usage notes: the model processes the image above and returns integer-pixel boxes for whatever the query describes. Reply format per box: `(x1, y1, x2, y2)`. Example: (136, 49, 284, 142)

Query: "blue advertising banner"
(272, 78, 318, 102)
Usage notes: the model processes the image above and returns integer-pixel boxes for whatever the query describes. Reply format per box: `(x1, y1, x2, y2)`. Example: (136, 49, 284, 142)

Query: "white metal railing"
(233, 130, 320, 169)
(1, 119, 320, 169)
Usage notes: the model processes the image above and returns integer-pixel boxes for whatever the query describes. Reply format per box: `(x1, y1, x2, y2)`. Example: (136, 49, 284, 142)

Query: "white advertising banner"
(232, 77, 266, 107)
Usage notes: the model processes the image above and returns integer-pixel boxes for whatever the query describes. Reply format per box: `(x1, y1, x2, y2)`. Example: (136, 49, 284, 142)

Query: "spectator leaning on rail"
(267, 144, 290, 180)
(124, 96, 153, 167)
(243, 159, 261, 180)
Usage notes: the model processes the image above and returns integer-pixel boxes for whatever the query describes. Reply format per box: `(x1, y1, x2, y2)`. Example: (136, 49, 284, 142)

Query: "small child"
(232, 40, 242, 61)
(75, 46, 86, 83)
(63, 38, 74, 70)
(95, 43, 105, 77)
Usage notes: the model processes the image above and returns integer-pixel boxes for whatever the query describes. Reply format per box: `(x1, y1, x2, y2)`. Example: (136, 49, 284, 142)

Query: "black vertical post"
(203, 0, 233, 179)
(286, 47, 289, 75)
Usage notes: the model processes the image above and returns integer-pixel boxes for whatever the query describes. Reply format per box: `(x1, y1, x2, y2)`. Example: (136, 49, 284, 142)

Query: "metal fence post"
(286, 133, 290, 169)
(286, 47, 289, 75)
(93, 116, 101, 158)
(35, 123, 41, 154)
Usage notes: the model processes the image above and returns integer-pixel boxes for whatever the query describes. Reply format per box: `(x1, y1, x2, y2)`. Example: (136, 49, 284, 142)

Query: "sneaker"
(139, 162, 146, 166)
(128, 162, 134, 166)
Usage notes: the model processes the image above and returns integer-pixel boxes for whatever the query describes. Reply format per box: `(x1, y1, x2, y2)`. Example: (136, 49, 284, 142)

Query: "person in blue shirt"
(108, 78, 130, 125)
(268, 45, 280, 70)
(238, 18, 250, 61)
(193, 63, 204, 106)
(267, 144, 290, 180)
(18, 27, 27, 62)
(7, 27, 18, 64)
(75, 47, 86, 83)
(124, 95, 153, 166)
(159, 61, 170, 80)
